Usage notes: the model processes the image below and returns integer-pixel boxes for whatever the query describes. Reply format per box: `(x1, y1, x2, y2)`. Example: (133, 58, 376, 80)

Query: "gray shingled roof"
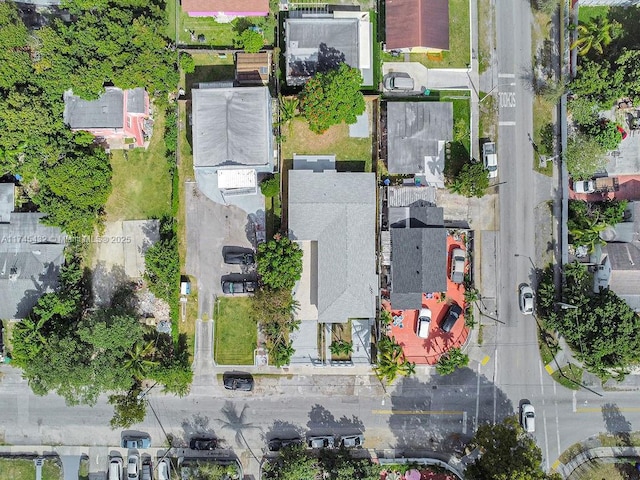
(192, 86, 272, 169)
(285, 17, 359, 84)
(386, 101, 453, 174)
(127, 88, 146, 114)
(289, 170, 377, 323)
(390, 204, 447, 310)
(0, 212, 65, 319)
(63, 88, 124, 129)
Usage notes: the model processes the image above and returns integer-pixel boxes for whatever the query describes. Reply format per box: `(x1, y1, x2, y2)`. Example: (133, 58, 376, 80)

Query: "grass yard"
(551, 364, 583, 390)
(331, 321, 352, 361)
(104, 109, 172, 221)
(578, 6, 610, 23)
(433, 90, 472, 176)
(0, 459, 62, 480)
(181, 52, 235, 97)
(533, 95, 555, 176)
(538, 327, 559, 366)
(568, 459, 639, 480)
(409, 0, 470, 68)
(281, 103, 374, 172)
(214, 297, 258, 365)
(477, 0, 493, 74)
(479, 93, 497, 140)
(265, 194, 282, 238)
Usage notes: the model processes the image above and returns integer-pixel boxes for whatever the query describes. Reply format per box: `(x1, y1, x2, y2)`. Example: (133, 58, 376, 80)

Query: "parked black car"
(223, 250, 255, 265)
(268, 437, 303, 452)
(440, 303, 463, 333)
(221, 280, 256, 294)
(223, 373, 254, 391)
(189, 436, 217, 451)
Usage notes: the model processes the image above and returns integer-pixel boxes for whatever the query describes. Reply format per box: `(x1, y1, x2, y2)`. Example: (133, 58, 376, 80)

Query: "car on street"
(416, 308, 431, 338)
(127, 454, 139, 480)
(268, 437, 303, 452)
(384, 72, 415, 91)
(307, 435, 335, 449)
(221, 279, 257, 294)
(482, 142, 498, 178)
(440, 303, 463, 333)
(339, 434, 364, 448)
(109, 457, 123, 480)
(223, 372, 254, 391)
(157, 459, 170, 480)
(521, 403, 535, 433)
(573, 179, 595, 194)
(519, 284, 534, 315)
(450, 248, 466, 284)
(140, 458, 152, 480)
(190, 436, 217, 451)
(223, 249, 255, 265)
(121, 435, 151, 449)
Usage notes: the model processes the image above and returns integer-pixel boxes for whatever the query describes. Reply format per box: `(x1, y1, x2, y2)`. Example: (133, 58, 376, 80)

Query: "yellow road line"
(576, 406, 640, 413)
(372, 410, 464, 415)
(545, 364, 554, 375)
(551, 460, 561, 470)
(481, 355, 490, 366)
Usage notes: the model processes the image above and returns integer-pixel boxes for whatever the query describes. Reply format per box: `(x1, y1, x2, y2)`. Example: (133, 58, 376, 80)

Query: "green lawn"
(175, 10, 276, 47)
(578, 6, 609, 23)
(430, 90, 471, 176)
(281, 102, 374, 172)
(182, 56, 236, 97)
(104, 109, 172, 221)
(0, 459, 61, 480)
(568, 459, 637, 480)
(551, 364, 583, 390)
(214, 297, 258, 365)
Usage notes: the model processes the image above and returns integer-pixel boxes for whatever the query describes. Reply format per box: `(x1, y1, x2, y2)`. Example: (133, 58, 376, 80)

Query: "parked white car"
(482, 142, 498, 178)
(519, 284, 534, 315)
(416, 308, 431, 338)
(573, 179, 595, 194)
(521, 403, 535, 433)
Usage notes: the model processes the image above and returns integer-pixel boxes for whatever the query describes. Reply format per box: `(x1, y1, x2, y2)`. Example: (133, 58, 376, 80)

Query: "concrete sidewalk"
(555, 445, 640, 478)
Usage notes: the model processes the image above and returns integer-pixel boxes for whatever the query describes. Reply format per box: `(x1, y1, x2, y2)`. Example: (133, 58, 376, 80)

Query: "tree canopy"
(300, 63, 366, 134)
(448, 162, 489, 198)
(537, 263, 640, 380)
(564, 133, 607, 180)
(465, 417, 561, 480)
(257, 235, 303, 291)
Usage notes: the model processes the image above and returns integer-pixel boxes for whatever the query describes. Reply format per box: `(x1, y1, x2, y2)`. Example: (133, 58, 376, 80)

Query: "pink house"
(181, 0, 269, 18)
(63, 87, 151, 149)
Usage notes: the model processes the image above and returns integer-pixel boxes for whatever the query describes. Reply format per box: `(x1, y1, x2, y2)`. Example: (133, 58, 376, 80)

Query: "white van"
(109, 458, 123, 480)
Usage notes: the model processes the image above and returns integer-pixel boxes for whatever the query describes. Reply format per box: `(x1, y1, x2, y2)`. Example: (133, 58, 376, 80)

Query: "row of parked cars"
(221, 247, 257, 295)
(109, 455, 170, 480)
(270, 434, 364, 451)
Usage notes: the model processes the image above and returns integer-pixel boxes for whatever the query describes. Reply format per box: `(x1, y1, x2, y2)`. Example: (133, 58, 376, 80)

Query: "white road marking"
(499, 91, 516, 108)
(499, 73, 516, 78)
(462, 411, 468, 434)
(572, 391, 577, 413)
(499, 121, 516, 126)
(539, 360, 550, 470)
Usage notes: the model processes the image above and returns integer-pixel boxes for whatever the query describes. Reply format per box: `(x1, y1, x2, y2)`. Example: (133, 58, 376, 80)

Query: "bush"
(260, 174, 280, 197)
(257, 235, 303, 291)
(447, 162, 489, 198)
(179, 53, 196, 74)
(239, 28, 264, 53)
(436, 347, 469, 375)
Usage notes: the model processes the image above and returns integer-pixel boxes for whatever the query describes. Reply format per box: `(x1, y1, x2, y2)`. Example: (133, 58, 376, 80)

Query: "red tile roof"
(182, 0, 269, 14)
(385, 0, 449, 51)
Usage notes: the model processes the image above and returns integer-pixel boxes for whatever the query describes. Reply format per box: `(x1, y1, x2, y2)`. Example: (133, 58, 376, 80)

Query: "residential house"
(284, 10, 373, 86)
(384, 0, 449, 52)
(0, 183, 65, 319)
(288, 158, 377, 364)
(191, 85, 273, 212)
(386, 101, 453, 187)
(63, 87, 151, 149)
(389, 201, 447, 310)
(236, 52, 271, 85)
(181, 0, 269, 19)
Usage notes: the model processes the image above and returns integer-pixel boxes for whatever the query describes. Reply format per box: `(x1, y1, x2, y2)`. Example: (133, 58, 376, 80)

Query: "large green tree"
(374, 335, 416, 385)
(564, 133, 607, 180)
(262, 444, 320, 480)
(0, 2, 33, 90)
(257, 235, 303, 291)
(300, 63, 365, 134)
(466, 417, 561, 480)
(448, 162, 490, 198)
(34, 140, 112, 235)
(570, 16, 622, 56)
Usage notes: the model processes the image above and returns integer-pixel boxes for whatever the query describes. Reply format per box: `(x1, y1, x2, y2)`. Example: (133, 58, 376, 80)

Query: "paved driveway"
(382, 62, 471, 93)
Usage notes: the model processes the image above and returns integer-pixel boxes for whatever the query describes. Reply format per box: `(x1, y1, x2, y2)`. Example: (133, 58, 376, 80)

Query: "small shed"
(236, 52, 271, 85)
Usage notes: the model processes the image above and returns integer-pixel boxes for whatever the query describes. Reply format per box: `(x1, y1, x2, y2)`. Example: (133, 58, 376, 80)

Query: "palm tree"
(570, 16, 622, 56)
(374, 336, 415, 385)
(124, 341, 159, 381)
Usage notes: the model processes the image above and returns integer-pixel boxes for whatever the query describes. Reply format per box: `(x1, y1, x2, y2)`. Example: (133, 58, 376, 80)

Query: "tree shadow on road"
(306, 404, 365, 437)
(602, 403, 632, 446)
(180, 413, 217, 446)
(264, 419, 305, 443)
(387, 368, 514, 455)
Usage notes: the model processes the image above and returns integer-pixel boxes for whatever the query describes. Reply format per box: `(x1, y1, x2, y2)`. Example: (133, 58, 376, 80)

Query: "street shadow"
(180, 413, 217, 446)
(264, 419, 305, 444)
(602, 403, 632, 446)
(306, 404, 365, 437)
(217, 401, 261, 448)
(388, 370, 513, 455)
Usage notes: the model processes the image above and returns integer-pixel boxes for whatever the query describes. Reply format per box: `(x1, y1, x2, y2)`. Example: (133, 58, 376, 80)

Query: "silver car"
(521, 403, 535, 433)
(307, 435, 334, 449)
(126, 454, 139, 480)
(519, 284, 534, 315)
(450, 248, 466, 284)
(340, 434, 364, 448)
